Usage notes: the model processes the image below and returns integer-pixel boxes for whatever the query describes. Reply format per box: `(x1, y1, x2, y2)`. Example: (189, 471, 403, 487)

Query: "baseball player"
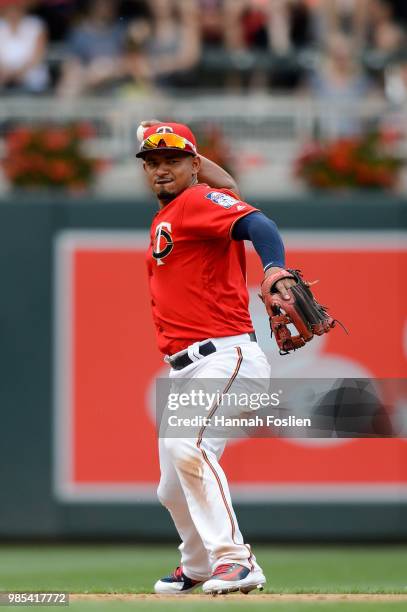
(136, 121, 333, 595)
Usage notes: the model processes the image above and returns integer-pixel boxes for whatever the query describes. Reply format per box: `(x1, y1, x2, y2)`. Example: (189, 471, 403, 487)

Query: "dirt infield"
(70, 594, 407, 603)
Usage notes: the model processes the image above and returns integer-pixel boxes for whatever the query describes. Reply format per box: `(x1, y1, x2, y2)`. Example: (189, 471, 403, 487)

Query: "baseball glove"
(260, 268, 337, 355)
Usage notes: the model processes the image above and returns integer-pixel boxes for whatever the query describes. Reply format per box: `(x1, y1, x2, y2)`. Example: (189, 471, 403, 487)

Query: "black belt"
(168, 332, 257, 371)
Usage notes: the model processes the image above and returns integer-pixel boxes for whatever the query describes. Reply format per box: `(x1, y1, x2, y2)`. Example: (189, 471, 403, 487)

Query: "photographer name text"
(167, 415, 311, 428)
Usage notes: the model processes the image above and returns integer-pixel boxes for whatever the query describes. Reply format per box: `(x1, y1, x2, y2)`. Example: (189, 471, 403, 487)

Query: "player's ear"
(191, 154, 201, 175)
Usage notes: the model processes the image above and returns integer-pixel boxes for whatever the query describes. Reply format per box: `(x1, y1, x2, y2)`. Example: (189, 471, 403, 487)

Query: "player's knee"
(157, 479, 182, 509)
(156, 481, 170, 507)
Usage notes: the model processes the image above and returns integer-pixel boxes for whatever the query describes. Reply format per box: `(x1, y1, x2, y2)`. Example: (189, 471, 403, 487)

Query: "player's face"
(143, 151, 201, 205)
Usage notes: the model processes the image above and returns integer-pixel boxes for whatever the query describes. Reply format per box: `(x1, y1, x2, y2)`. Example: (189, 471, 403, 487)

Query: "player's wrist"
(264, 265, 286, 278)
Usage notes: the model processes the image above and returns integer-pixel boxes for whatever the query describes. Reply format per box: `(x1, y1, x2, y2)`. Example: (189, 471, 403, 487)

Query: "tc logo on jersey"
(153, 222, 173, 266)
(205, 191, 240, 209)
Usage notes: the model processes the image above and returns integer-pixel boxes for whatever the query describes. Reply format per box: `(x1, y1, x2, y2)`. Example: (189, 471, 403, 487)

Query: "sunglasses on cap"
(138, 133, 197, 156)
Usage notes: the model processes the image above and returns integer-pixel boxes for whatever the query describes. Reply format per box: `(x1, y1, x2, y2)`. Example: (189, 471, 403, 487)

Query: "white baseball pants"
(157, 334, 271, 581)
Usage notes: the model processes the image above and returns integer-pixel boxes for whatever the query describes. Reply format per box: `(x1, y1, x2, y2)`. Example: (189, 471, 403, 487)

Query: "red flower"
(327, 152, 351, 174)
(25, 153, 48, 174)
(3, 159, 21, 180)
(355, 163, 375, 185)
(74, 122, 96, 139)
(6, 128, 33, 153)
(326, 139, 358, 174)
(48, 159, 74, 182)
(374, 166, 396, 188)
(42, 129, 71, 151)
(309, 171, 332, 188)
(294, 143, 326, 180)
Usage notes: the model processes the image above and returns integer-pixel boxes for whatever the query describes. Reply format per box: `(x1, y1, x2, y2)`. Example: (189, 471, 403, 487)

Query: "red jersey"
(146, 184, 259, 355)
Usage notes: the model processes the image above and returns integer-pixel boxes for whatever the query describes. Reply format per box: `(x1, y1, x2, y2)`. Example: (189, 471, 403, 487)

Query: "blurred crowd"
(0, 0, 406, 102)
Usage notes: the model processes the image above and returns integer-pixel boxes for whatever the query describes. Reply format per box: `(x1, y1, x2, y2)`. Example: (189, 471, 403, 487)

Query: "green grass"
(0, 545, 405, 594)
(0, 545, 406, 610)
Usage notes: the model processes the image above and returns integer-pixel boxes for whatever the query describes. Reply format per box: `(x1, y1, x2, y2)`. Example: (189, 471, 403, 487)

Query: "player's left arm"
(233, 211, 338, 353)
(232, 211, 296, 300)
(197, 155, 240, 196)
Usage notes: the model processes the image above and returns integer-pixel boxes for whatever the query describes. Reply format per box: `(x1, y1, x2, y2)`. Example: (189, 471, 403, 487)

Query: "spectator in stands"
(119, 16, 153, 95)
(220, 1, 269, 90)
(310, 0, 370, 47)
(222, 0, 269, 90)
(385, 56, 407, 103)
(33, 0, 78, 42)
(220, 1, 314, 90)
(0, 0, 49, 93)
(146, 0, 201, 88)
(284, 0, 315, 49)
(118, 0, 150, 20)
(223, 0, 269, 53)
(365, 0, 406, 56)
(57, 0, 126, 96)
(305, 31, 376, 135)
(223, 1, 313, 54)
(386, 0, 407, 27)
(197, 0, 225, 49)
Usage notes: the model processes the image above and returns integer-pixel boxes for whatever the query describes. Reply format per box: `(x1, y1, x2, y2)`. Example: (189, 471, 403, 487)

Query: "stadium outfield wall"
(0, 193, 406, 541)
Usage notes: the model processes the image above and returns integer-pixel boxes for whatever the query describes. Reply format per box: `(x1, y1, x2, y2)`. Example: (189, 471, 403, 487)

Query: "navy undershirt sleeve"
(232, 211, 285, 271)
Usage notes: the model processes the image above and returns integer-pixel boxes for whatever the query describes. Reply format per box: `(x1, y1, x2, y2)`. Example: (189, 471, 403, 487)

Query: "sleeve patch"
(205, 191, 240, 209)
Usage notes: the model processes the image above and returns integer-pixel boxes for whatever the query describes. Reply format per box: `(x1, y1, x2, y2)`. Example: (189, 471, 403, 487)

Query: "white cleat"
(202, 563, 266, 596)
(154, 566, 205, 595)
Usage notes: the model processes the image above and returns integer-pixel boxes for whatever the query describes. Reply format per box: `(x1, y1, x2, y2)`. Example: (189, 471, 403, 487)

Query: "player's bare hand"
(137, 120, 161, 143)
(264, 266, 296, 301)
